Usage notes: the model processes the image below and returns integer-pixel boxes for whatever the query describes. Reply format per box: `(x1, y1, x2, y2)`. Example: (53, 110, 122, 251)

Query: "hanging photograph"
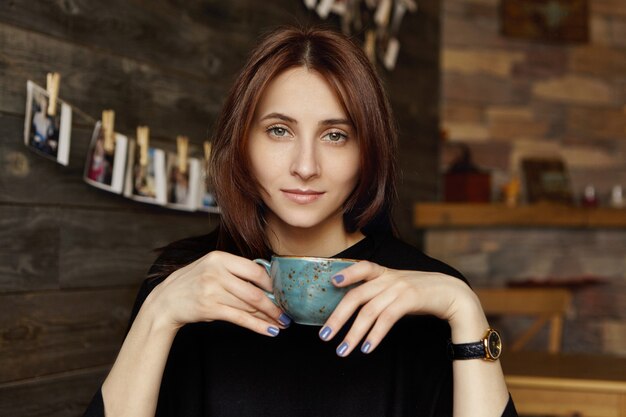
(83, 121, 128, 194)
(197, 163, 220, 213)
(165, 153, 201, 211)
(23, 80, 72, 166)
(123, 140, 167, 205)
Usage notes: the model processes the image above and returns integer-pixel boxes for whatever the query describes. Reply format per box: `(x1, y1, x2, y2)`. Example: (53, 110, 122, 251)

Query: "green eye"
(269, 127, 288, 137)
(324, 131, 347, 142)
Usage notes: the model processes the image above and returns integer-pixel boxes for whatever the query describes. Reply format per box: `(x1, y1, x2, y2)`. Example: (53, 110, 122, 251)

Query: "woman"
(84, 26, 517, 417)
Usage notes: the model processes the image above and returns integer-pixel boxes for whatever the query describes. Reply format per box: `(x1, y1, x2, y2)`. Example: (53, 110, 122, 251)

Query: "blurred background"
(0, 1, 624, 416)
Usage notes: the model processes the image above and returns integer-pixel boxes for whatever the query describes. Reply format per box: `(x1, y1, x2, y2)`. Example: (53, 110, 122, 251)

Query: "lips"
(281, 189, 325, 204)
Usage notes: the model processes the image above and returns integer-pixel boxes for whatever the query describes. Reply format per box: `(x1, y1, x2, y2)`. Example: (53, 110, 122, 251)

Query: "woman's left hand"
(319, 261, 478, 357)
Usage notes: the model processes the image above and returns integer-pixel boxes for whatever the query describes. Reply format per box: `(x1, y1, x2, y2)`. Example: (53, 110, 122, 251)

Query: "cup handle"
(253, 258, 276, 303)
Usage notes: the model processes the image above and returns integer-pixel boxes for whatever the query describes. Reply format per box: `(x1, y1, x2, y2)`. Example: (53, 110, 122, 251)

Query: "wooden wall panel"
(0, 206, 60, 292)
(0, 205, 217, 292)
(0, 288, 136, 383)
(0, 0, 310, 81)
(0, 367, 108, 416)
(0, 21, 219, 140)
(58, 207, 216, 289)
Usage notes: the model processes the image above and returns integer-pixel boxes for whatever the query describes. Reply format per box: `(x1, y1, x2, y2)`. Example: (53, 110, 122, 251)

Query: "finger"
(331, 260, 387, 287)
(222, 276, 292, 327)
(359, 298, 408, 354)
(225, 296, 290, 329)
(318, 278, 387, 342)
(212, 303, 282, 337)
(334, 287, 400, 357)
(204, 251, 273, 292)
(222, 291, 291, 329)
(250, 310, 287, 327)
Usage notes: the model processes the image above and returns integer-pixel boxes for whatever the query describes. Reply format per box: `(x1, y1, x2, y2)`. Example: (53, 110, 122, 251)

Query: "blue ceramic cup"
(254, 256, 358, 326)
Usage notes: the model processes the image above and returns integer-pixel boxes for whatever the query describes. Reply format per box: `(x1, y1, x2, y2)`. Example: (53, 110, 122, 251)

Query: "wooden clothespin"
(316, 0, 335, 19)
(101, 110, 116, 153)
(136, 126, 150, 167)
(46, 72, 61, 117)
(176, 135, 189, 175)
(391, 1, 408, 35)
(364, 30, 376, 63)
(383, 37, 400, 71)
(374, 0, 393, 28)
(401, 0, 418, 13)
(391, 0, 418, 35)
(203, 141, 212, 162)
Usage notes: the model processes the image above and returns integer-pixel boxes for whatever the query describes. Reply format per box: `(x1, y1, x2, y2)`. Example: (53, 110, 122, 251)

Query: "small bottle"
(610, 185, 625, 208)
(503, 175, 521, 207)
(581, 185, 598, 207)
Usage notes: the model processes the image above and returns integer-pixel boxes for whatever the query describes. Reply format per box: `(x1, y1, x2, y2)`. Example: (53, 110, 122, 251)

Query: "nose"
(289, 138, 320, 181)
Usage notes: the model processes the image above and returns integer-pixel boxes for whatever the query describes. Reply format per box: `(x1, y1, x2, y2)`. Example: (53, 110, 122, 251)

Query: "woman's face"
(248, 67, 360, 233)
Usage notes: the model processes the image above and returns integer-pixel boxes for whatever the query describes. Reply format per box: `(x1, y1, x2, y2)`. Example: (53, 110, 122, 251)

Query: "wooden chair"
(474, 288, 573, 353)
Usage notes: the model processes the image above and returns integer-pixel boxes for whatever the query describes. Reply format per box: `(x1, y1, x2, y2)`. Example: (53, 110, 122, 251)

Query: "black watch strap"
(447, 340, 486, 360)
(447, 328, 502, 361)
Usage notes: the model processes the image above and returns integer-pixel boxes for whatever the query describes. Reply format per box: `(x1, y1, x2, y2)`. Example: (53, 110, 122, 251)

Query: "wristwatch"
(447, 328, 502, 361)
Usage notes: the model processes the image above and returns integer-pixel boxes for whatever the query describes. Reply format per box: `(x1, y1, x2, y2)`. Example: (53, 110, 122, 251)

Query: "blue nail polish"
(279, 313, 292, 326)
(268, 326, 280, 337)
(361, 341, 371, 354)
(333, 274, 345, 284)
(319, 326, 332, 340)
(337, 342, 349, 356)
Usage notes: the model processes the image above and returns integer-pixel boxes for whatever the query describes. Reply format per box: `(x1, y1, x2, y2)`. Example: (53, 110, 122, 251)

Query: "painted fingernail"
(333, 274, 344, 284)
(361, 341, 372, 354)
(268, 326, 280, 337)
(337, 342, 349, 356)
(319, 326, 332, 340)
(278, 313, 292, 326)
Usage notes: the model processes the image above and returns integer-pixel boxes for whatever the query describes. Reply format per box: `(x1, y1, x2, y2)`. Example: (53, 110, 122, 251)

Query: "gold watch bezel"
(482, 328, 502, 361)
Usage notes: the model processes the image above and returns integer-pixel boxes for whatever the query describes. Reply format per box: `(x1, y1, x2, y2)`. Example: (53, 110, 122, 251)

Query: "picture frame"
(196, 161, 220, 214)
(500, 0, 589, 43)
(24, 80, 72, 166)
(165, 153, 201, 212)
(521, 157, 574, 204)
(83, 121, 128, 194)
(123, 140, 167, 205)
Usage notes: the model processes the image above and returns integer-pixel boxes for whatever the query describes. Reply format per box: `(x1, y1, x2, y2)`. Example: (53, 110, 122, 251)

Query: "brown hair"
(209, 26, 398, 259)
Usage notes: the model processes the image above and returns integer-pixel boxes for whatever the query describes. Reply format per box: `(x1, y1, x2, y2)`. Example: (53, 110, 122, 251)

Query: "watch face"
(487, 330, 502, 359)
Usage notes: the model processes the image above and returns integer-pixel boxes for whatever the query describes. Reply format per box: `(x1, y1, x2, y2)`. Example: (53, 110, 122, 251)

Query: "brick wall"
(426, 229, 626, 355)
(431, 0, 626, 355)
(441, 0, 626, 201)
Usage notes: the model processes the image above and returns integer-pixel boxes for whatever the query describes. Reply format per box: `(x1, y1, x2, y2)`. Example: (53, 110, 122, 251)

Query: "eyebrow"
(259, 112, 352, 127)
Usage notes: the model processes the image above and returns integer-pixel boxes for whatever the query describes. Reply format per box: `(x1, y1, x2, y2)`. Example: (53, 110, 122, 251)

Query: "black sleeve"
(502, 394, 519, 416)
(82, 389, 104, 417)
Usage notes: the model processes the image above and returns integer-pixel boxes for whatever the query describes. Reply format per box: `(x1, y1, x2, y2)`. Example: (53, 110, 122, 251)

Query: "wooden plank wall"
(0, 1, 440, 415)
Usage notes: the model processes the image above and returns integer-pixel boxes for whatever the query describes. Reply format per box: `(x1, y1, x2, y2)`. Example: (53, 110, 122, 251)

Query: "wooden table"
(501, 351, 626, 417)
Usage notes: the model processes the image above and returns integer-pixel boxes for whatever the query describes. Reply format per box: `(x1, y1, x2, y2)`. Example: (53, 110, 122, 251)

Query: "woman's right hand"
(144, 251, 289, 336)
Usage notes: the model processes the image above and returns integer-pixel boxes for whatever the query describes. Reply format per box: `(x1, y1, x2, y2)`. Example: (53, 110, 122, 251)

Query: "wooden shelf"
(413, 203, 626, 228)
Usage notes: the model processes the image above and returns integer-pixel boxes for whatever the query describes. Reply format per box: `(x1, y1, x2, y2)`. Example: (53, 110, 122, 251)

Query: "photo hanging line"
(23, 78, 219, 214)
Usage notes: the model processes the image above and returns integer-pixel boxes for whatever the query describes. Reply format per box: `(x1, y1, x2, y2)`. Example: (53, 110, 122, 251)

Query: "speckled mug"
(254, 256, 358, 326)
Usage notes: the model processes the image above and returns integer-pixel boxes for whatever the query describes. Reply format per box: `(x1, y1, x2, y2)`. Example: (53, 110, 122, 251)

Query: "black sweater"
(84, 230, 517, 417)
